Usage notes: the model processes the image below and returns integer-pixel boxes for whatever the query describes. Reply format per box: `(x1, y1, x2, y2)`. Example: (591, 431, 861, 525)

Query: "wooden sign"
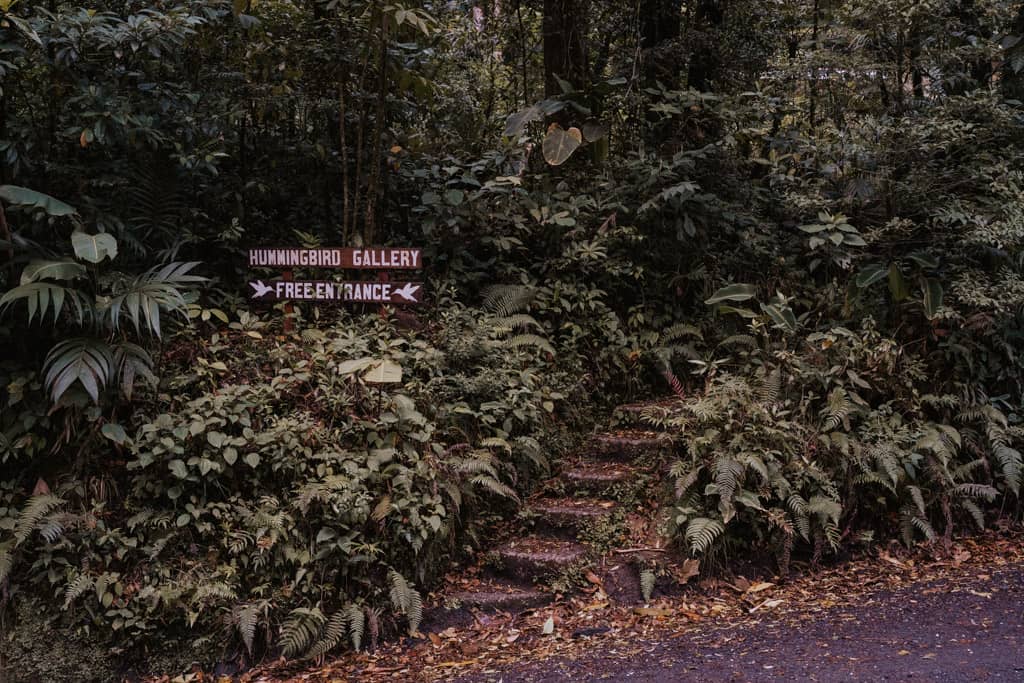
(248, 248, 421, 270)
(249, 279, 423, 304)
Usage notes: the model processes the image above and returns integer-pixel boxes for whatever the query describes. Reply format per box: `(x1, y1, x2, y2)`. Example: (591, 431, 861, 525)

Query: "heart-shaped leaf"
(542, 124, 582, 166)
(72, 231, 118, 263)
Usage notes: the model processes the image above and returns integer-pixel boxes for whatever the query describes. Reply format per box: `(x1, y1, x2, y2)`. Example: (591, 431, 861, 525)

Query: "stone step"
(612, 399, 677, 426)
(493, 536, 588, 582)
(528, 496, 618, 528)
(561, 461, 639, 493)
(590, 430, 672, 460)
(446, 582, 552, 613)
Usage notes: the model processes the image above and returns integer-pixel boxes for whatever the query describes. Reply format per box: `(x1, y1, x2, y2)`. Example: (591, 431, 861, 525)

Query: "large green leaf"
(363, 360, 402, 384)
(855, 263, 888, 288)
(922, 278, 944, 319)
(503, 105, 542, 137)
(705, 284, 756, 305)
(887, 264, 909, 302)
(0, 185, 76, 216)
(71, 231, 118, 263)
(20, 259, 86, 285)
(103, 262, 204, 336)
(0, 282, 90, 325)
(43, 338, 114, 403)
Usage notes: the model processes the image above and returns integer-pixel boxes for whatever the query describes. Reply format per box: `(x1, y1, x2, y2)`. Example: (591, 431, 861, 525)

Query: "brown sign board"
(248, 248, 421, 270)
(249, 279, 423, 304)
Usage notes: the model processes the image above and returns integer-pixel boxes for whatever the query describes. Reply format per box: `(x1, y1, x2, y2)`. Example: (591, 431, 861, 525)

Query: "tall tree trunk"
(1003, 3, 1024, 100)
(640, 0, 682, 85)
(687, 0, 724, 91)
(543, 0, 588, 107)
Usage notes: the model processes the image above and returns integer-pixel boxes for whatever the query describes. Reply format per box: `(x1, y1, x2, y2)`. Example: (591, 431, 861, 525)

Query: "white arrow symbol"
(249, 280, 273, 298)
(393, 283, 420, 302)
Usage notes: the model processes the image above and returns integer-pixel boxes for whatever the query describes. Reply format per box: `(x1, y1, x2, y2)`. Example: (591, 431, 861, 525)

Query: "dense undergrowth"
(0, 0, 1023, 678)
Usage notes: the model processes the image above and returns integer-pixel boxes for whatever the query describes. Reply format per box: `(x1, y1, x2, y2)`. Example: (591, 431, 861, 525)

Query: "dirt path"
(455, 564, 1024, 682)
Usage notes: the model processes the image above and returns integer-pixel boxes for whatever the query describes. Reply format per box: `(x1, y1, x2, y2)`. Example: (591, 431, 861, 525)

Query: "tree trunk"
(640, 0, 682, 85)
(1003, 3, 1024, 100)
(687, 0, 724, 91)
(543, 0, 588, 104)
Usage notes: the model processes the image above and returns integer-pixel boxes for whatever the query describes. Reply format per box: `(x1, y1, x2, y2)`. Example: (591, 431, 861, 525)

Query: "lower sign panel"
(249, 280, 423, 304)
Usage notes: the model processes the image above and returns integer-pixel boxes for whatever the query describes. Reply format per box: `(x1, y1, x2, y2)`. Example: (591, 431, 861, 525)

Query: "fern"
(808, 495, 842, 525)
(759, 368, 781, 404)
(659, 323, 703, 344)
(907, 485, 927, 515)
(280, 607, 326, 658)
(823, 387, 852, 431)
(63, 572, 93, 609)
(14, 494, 63, 545)
(684, 517, 725, 555)
(504, 334, 555, 355)
(639, 569, 656, 603)
(959, 499, 986, 529)
(388, 569, 423, 635)
(713, 458, 744, 519)
(305, 610, 346, 660)
(235, 603, 261, 655)
(470, 474, 520, 502)
(482, 284, 535, 317)
(953, 483, 999, 501)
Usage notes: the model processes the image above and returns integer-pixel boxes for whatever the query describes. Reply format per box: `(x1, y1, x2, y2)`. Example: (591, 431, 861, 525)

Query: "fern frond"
(503, 334, 555, 356)
(280, 607, 326, 659)
(660, 323, 703, 344)
(235, 603, 260, 655)
(305, 609, 346, 660)
(953, 483, 999, 501)
(910, 514, 937, 541)
(713, 458, 744, 506)
(907, 485, 927, 515)
(959, 499, 986, 530)
(684, 517, 725, 555)
(670, 463, 703, 499)
(759, 369, 781, 404)
(823, 387, 852, 431)
(493, 314, 543, 332)
(388, 570, 423, 635)
(639, 569, 656, 603)
(482, 284, 535, 317)
(808, 495, 842, 524)
(470, 475, 520, 502)
(345, 603, 364, 651)
(15, 494, 64, 545)
(63, 572, 93, 610)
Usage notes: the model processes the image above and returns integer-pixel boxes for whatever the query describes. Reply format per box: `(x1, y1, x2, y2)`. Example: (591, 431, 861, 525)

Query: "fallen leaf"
(585, 570, 603, 586)
(633, 607, 674, 617)
(747, 582, 775, 593)
(898, 650, 910, 656)
(968, 590, 992, 599)
(427, 632, 442, 647)
(542, 616, 555, 635)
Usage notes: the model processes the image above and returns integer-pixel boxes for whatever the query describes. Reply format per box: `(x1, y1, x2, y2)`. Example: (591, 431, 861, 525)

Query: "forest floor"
(236, 528, 1024, 683)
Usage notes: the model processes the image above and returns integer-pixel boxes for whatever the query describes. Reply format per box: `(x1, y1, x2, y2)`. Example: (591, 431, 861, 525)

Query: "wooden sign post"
(246, 246, 424, 309)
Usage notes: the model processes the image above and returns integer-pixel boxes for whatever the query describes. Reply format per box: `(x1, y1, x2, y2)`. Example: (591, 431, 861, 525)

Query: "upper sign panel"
(248, 248, 421, 269)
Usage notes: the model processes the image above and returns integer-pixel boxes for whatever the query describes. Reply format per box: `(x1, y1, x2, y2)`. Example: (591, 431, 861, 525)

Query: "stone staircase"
(431, 401, 677, 621)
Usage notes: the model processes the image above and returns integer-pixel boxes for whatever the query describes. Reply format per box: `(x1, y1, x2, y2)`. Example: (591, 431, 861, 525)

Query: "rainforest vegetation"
(0, 0, 1023, 678)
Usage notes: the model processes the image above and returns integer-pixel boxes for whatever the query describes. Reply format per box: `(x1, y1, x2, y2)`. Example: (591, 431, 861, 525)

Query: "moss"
(0, 597, 221, 682)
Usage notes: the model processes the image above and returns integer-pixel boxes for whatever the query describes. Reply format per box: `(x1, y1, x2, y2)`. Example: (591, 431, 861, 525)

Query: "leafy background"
(0, 0, 1022, 679)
